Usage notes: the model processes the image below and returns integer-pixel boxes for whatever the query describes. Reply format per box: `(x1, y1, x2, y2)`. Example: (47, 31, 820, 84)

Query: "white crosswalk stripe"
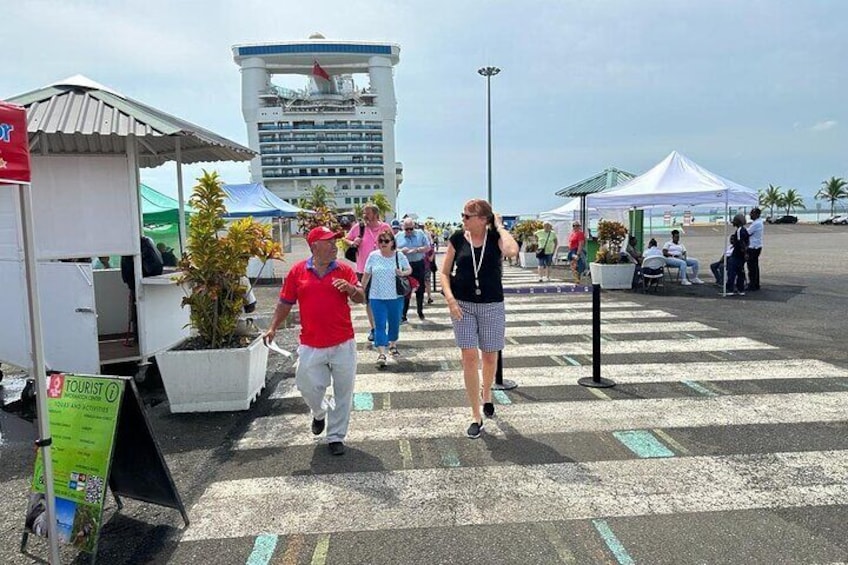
(352, 310, 676, 323)
(236, 392, 846, 449)
(182, 275, 848, 561)
(350, 337, 775, 361)
(270, 359, 848, 398)
(350, 321, 716, 342)
(183, 449, 848, 540)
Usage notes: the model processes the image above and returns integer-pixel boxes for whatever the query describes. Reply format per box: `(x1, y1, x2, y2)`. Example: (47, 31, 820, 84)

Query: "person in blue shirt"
(395, 218, 432, 321)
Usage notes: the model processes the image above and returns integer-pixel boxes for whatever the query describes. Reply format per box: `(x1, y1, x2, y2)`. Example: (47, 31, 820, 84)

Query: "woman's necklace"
(470, 230, 487, 296)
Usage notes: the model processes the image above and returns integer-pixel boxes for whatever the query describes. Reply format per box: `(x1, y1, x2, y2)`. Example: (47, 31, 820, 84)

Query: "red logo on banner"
(47, 374, 65, 399)
(0, 101, 31, 184)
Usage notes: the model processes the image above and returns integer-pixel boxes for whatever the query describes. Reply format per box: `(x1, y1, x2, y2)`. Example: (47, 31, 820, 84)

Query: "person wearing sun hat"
(262, 226, 365, 456)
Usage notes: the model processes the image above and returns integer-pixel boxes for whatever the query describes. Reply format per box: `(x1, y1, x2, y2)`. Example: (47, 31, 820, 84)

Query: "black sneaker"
(483, 402, 495, 418)
(418, 312, 425, 320)
(367, 329, 375, 342)
(311, 417, 325, 436)
(328, 441, 345, 456)
(466, 421, 484, 439)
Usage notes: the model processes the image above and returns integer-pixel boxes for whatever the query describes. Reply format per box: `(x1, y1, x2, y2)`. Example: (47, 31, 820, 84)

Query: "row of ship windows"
(261, 158, 383, 166)
(259, 148, 383, 155)
(257, 121, 381, 131)
(258, 134, 383, 142)
(263, 170, 383, 178)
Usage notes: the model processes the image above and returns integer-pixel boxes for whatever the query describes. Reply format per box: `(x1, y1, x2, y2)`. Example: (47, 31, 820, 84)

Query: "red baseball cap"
(307, 226, 341, 246)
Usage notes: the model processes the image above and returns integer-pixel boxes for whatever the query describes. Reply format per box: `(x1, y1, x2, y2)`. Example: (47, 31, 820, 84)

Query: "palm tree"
(299, 184, 335, 211)
(815, 177, 848, 216)
(780, 188, 806, 216)
(760, 184, 782, 219)
(370, 193, 393, 218)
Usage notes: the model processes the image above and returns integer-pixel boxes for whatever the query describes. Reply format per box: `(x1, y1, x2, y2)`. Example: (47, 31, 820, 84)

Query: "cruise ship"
(232, 35, 402, 215)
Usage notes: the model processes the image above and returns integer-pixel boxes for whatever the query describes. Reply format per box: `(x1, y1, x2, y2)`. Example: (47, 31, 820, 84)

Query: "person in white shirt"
(746, 207, 764, 291)
(662, 230, 704, 285)
(643, 238, 664, 258)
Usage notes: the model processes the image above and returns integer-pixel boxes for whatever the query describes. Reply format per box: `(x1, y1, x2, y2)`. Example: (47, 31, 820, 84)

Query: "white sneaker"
(691, 277, 705, 284)
(680, 279, 693, 286)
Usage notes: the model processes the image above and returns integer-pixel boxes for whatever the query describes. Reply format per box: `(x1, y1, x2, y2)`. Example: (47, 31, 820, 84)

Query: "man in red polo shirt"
(262, 226, 365, 456)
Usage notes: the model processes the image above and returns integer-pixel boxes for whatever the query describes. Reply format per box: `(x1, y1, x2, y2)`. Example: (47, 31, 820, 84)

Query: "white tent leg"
(20, 183, 61, 564)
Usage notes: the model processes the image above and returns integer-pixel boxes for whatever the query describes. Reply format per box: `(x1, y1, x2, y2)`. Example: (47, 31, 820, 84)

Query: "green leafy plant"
(512, 220, 544, 252)
(594, 220, 628, 264)
(178, 171, 282, 349)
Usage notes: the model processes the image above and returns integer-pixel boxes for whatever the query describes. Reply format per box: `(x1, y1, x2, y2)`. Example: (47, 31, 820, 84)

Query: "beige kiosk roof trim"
(8, 75, 255, 168)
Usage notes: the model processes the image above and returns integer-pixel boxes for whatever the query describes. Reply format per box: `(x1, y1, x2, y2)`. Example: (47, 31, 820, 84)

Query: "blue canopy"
(221, 183, 307, 218)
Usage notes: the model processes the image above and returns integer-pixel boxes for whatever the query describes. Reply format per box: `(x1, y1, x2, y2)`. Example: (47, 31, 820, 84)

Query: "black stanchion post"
(578, 283, 616, 388)
(492, 349, 517, 390)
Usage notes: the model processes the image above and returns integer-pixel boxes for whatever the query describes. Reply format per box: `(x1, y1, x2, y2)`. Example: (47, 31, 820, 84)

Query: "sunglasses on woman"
(378, 238, 392, 244)
(461, 213, 478, 220)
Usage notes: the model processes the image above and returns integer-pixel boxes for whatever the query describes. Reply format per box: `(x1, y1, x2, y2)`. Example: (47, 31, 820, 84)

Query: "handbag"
(345, 221, 365, 262)
(395, 253, 413, 296)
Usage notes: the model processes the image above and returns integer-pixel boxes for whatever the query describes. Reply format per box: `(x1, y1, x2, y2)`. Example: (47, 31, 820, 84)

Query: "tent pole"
(722, 192, 729, 297)
(175, 138, 187, 254)
(20, 183, 61, 564)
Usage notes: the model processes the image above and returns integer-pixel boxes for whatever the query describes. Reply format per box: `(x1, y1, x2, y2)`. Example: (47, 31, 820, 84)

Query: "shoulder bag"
(395, 253, 414, 296)
(345, 221, 365, 262)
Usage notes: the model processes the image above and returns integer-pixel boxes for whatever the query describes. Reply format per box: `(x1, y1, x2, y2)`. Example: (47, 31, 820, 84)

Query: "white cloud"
(811, 120, 837, 132)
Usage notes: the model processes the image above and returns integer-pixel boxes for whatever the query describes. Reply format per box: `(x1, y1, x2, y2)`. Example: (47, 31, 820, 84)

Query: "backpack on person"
(345, 221, 365, 262)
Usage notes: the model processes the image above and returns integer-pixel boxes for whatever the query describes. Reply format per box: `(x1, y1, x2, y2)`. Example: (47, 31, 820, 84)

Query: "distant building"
(232, 34, 402, 215)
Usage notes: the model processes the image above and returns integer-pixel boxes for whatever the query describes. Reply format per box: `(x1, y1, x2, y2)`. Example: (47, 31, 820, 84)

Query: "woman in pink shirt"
(346, 203, 391, 341)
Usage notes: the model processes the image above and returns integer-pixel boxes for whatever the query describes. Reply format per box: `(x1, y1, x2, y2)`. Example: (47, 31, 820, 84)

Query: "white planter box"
(519, 251, 539, 269)
(156, 335, 269, 413)
(589, 262, 636, 290)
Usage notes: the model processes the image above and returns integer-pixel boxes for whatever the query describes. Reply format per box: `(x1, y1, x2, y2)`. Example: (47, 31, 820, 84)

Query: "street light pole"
(477, 66, 500, 205)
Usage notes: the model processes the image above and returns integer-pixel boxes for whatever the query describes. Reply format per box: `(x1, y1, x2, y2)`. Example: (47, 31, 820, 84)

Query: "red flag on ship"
(0, 101, 31, 184)
(312, 61, 331, 82)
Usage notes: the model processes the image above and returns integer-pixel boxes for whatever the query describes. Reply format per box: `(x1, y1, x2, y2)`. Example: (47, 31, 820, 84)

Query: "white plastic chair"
(641, 256, 666, 293)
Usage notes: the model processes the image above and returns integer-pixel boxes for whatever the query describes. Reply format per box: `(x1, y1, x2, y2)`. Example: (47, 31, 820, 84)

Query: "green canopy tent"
(140, 184, 193, 259)
(141, 183, 193, 225)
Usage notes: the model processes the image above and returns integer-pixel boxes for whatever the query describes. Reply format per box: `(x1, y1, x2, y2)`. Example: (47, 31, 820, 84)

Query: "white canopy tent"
(587, 151, 759, 295)
(587, 151, 759, 209)
(539, 198, 612, 250)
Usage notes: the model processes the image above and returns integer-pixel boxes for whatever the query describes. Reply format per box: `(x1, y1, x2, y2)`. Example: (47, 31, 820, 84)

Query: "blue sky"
(4, 0, 846, 219)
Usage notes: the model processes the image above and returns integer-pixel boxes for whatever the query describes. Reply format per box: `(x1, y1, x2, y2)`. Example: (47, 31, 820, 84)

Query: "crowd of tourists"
(262, 199, 520, 453)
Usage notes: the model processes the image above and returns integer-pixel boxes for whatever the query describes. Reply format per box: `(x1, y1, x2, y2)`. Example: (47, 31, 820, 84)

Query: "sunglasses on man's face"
(404, 227, 414, 232)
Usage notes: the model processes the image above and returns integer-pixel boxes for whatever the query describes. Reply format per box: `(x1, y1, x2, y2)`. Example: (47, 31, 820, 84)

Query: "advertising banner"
(0, 101, 31, 184)
(25, 374, 125, 554)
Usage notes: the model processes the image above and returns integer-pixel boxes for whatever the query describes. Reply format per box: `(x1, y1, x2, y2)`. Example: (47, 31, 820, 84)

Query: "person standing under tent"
(746, 207, 764, 291)
(567, 221, 586, 284)
(440, 199, 519, 439)
(726, 213, 750, 296)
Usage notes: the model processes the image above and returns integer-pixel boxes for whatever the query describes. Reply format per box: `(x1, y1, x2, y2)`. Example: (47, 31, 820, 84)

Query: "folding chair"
(641, 256, 666, 293)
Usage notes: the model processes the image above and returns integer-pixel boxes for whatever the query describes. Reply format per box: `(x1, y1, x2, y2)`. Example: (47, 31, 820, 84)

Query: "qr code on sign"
(84, 475, 103, 504)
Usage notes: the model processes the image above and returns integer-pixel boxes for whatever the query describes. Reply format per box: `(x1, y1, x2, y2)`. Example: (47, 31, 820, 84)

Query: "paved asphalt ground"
(1, 224, 846, 564)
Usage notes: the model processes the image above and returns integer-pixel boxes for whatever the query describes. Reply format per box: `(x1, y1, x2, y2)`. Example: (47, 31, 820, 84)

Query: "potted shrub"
(512, 219, 544, 268)
(589, 220, 635, 290)
(156, 171, 282, 413)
